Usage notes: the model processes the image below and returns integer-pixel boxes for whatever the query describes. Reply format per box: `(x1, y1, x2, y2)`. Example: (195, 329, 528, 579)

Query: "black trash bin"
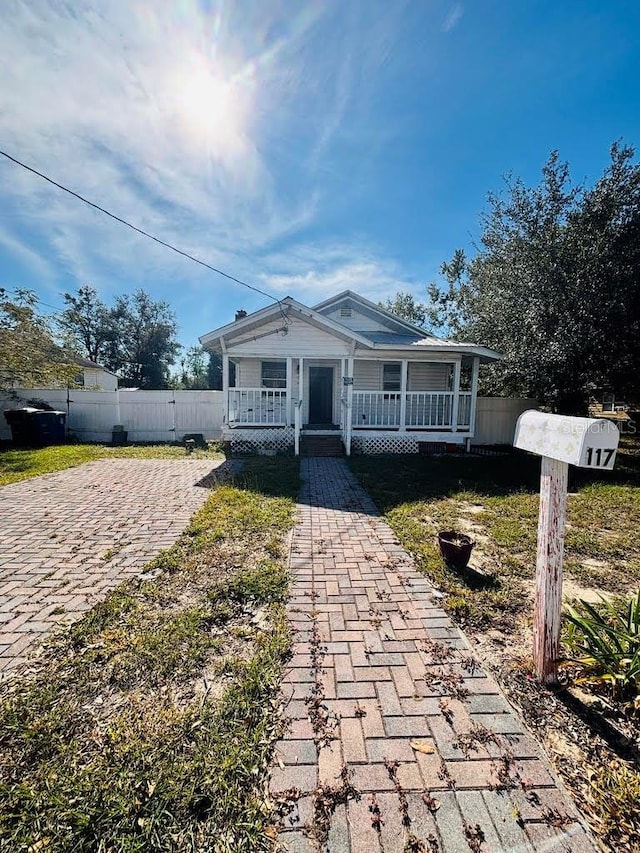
(4, 408, 66, 447)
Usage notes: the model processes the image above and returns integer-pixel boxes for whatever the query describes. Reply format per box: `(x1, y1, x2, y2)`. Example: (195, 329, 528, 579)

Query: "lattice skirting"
(351, 436, 421, 455)
(224, 427, 295, 456)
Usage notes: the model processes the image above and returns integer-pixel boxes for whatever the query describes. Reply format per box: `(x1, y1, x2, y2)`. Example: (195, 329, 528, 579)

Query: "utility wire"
(0, 149, 284, 309)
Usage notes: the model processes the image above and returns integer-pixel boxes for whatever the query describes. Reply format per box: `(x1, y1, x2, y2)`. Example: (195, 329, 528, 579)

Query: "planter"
(437, 531, 474, 570)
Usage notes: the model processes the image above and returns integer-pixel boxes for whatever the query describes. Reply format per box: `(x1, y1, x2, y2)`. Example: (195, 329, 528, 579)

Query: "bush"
(563, 591, 640, 702)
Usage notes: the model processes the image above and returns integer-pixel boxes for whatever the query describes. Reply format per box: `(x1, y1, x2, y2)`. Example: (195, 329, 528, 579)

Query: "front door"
(308, 366, 333, 424)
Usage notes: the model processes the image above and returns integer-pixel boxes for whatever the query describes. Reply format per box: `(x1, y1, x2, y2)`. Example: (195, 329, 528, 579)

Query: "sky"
(1, 0, 640, 352)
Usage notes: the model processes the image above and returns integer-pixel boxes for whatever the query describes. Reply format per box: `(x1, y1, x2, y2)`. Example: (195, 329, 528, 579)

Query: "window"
(261, 360, 286, 388)
(383, 363, 401, 392)
(340, 306, 352, 318)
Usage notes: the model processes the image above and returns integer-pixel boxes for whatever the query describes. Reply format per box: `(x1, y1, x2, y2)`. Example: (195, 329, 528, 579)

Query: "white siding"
(408, 362, 451, 391)
(82, 368, 118, 391)
(353, 360, 452, 391)
(353, 360, 381, 390)
(235, 358, 261, 387)
(323, 306, 390, 333)
(227, 315, 351, 357)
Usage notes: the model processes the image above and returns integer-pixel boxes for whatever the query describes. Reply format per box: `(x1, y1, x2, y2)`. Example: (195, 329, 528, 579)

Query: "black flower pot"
(437, 531, 474, 570)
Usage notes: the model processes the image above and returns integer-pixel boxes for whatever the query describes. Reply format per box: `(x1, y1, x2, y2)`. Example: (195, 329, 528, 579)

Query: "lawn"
(0, 442, 224, 487)
(349, 438, 640, 851)
(0, 457, 299, 853)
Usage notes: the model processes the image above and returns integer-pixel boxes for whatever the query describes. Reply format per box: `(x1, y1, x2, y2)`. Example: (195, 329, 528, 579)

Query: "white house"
(200, 291, 501, 455)
(75, 358, 119, 391)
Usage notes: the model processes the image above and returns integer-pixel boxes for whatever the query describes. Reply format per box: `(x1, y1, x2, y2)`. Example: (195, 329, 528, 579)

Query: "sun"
(180, 65, 232, 139)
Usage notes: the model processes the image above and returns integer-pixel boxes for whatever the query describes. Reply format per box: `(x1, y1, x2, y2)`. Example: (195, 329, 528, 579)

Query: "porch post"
(346, 356, 354, 456)
(286, 357, 293, 426)
(468, 357, 480, 438)
(451, 360, 461, 432)
(221, 338, 229, 427)
(399, 360, 408, 432)
(298, 358, 304, 427)
(340, 358, 346, 431)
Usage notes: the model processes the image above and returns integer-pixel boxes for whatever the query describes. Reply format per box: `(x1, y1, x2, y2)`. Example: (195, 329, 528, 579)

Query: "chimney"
(235, 309, 247, 321)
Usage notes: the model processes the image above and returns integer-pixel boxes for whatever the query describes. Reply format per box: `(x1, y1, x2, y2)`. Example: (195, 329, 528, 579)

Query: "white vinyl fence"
(1, 389, 536, 448)
(0, 389, 224, 443)
(474, 397, 538, 445)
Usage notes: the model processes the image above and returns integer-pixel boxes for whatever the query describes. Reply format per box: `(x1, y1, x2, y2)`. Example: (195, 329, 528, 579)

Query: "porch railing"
(352, 391, 473, 429)
(228, 388, 287, 426)
(351, 392, 401, 427)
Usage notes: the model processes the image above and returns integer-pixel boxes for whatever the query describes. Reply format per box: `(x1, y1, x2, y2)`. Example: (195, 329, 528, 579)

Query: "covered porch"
(222, 354, 480, 455)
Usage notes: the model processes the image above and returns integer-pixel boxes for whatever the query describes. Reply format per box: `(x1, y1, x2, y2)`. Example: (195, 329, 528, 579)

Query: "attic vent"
(340, 306, 352, 318)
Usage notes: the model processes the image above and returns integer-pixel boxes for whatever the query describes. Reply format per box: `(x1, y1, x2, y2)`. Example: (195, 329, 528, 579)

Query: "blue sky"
(1, 0, 639, 351)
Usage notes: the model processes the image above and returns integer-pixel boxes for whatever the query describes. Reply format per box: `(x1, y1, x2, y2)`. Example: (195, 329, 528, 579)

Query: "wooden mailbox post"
(513, 411, 620, 684)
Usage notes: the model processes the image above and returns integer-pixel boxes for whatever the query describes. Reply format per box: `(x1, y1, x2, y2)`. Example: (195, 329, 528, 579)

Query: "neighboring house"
(200, 290, 501, 455)
(73, 358, 119, 391)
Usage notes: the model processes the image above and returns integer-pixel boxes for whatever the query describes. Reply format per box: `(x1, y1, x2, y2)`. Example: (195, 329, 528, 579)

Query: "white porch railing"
(457, 392, 472, 428)
(352, 391, 473, 429)
(228, 388, 287, 426)
(351, 392, 402, 427)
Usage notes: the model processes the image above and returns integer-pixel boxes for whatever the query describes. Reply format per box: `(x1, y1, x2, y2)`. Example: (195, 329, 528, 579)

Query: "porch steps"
(299, 435, 345, 457)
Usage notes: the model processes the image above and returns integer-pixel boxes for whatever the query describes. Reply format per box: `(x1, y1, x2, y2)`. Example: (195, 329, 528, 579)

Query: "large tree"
(63, 286, 180, 389)
(0, 289, 77, 393)
(108, 290, 180, 389)
(379, 291, 427, 327)
(60, 285, 114, 365)
(428, 143, 640, 412)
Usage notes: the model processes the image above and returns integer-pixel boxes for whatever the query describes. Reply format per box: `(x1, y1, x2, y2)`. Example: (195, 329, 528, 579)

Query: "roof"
(199, 291, 501, 362)
(74, 356, 119, 376)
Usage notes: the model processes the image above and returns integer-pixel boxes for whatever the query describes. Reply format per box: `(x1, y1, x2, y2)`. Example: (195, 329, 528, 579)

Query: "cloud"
(259, 241, 423, 304)
(0, 223, 54, 282)
(442, 4, 463, 32)
(0, 0, 415, 314)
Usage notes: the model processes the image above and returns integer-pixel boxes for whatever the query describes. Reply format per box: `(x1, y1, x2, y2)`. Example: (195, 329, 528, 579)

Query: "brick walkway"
(271, 458, 596, 852)
(0, 458, 226, 675)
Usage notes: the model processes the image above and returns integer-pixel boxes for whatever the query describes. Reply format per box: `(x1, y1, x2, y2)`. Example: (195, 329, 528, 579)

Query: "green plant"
(563, 591, 640, 700)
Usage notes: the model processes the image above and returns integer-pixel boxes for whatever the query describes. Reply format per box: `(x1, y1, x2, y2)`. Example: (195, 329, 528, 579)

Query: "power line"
(0, 148, 283, 308)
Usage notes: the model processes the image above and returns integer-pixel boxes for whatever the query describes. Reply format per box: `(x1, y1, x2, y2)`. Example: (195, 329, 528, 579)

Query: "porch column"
(468, 356, 480, 437)
(286, 357, 293, 426)
(222, 342, 229, 427)
(399, 360, 408, 432)
(451, 360, 461, 432)
(298, 358, 304, 426)
(340, 358, 346, 431)
(345, 357, 354, 456)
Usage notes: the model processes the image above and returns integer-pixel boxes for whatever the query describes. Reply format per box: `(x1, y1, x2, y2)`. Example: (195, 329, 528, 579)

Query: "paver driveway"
(272, 458, 596, 852)
(0, 458, 225, 675)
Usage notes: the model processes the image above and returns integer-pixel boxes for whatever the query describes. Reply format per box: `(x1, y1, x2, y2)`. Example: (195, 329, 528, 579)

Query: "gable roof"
(200, 291, 501, 362)
(313, 290, 434, 338)
(199, 296, 373, 349)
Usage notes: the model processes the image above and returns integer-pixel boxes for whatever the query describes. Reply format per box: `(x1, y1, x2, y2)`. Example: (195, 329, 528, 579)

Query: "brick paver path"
(0, 458, 225, 675)
(271, 458, 596, 852)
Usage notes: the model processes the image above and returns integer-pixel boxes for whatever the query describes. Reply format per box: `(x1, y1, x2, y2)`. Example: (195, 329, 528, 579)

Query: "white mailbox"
(514, 410, 619, 470)
(512, 410, 620, 684)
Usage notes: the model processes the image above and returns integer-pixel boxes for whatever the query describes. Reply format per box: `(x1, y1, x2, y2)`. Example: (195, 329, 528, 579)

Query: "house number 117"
(585, 447, 615, 467)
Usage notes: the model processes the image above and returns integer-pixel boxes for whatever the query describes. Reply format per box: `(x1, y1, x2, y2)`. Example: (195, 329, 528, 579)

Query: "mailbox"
(513, 410, 620, 684)
(514, 410, 620, 471)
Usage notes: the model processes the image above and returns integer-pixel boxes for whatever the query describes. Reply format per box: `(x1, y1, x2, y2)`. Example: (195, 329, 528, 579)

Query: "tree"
(379, 292, 427, 327)
(62, 286, 180, 389)
(171, 345, 210, 390)
(107, 290, 180, 389)
(428, 144, 640, 412)
(60, 285, 114, 365)
(0, 289, 77, 393)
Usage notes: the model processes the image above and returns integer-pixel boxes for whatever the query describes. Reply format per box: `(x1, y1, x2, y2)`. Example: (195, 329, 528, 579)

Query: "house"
(199, 291, 501, 455)
(74, 358, 119, 391)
